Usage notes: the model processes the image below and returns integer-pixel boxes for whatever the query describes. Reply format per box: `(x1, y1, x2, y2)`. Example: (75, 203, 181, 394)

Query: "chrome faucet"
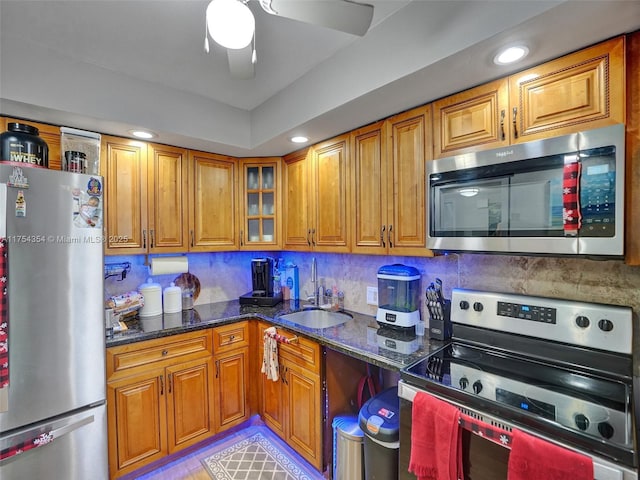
(311, 257, 320, 306)
(306, 257, 327, 306)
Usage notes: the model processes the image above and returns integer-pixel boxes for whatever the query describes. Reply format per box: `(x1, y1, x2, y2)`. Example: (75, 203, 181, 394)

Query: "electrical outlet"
(366, 286, 378, 305)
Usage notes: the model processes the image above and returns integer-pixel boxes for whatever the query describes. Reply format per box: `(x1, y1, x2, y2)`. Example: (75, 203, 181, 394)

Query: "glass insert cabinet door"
(242, 161, 278, 245)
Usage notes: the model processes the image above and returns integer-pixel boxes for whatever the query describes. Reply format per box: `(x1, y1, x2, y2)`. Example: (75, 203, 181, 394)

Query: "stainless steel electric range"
(399, 288, 637, 480)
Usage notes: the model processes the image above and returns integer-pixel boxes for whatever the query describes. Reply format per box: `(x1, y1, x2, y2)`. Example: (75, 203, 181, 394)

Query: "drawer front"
(258, 322, 321, 374)
(107, 331, 213, 380)
(213, 321, 250, 353)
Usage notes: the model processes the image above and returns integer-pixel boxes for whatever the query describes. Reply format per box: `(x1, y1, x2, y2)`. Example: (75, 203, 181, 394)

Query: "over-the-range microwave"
(427, 124, 625, 257)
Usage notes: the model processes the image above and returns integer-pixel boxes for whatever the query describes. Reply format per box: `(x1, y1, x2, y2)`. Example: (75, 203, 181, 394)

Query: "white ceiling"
(1, 0, 639, 157)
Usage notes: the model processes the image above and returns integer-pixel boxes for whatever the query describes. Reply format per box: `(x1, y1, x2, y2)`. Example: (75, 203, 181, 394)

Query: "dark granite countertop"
(106, 300, 444, 370)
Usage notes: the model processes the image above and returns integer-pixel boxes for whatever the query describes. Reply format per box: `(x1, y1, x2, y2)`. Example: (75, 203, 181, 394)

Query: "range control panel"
(451, 289, 632, 354)
(497, 301, 557, 324)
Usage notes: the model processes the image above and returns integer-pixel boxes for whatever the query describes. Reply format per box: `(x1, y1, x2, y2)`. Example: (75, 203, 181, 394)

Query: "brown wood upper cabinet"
(433, 36, 625, 159)
(351, 107, 433, 256)
(102, 137, 189, 255)
(188, 150, 238, 251)
(283, 134, 350, 252)
(238, 157, 281, 249)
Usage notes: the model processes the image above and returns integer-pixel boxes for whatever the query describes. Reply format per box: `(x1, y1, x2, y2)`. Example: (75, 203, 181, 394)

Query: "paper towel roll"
(149, 256, 189, 276)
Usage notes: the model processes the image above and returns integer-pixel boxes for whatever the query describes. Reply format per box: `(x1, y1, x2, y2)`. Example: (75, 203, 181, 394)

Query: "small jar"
(0, 123, 49, 168)
(182, 291, 194, 310)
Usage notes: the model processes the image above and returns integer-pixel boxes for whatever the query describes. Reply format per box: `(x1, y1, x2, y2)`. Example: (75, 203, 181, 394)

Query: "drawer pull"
(162, 350, 168, 356)
(229, 335, 235, 342)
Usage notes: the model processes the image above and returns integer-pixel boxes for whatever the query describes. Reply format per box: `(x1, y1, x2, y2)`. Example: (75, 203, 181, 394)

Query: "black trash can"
(358, 386, 400, 480)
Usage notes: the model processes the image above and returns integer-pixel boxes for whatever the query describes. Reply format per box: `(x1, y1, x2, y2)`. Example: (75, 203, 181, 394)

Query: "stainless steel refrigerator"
(0, 164, 107, 479)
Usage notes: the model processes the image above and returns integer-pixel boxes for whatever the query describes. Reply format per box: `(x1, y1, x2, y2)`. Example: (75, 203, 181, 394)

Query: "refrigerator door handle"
(0, 414, 94, 463)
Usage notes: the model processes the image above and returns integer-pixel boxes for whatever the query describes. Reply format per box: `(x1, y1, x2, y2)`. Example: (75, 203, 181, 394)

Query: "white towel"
(261, 327, 279, 381)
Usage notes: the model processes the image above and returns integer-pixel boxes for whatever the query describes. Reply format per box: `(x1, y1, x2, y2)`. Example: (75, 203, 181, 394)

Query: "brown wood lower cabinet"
(106, 331, 216, 479)
(257, 321, 324, 470)
(106, 321, 324, 478)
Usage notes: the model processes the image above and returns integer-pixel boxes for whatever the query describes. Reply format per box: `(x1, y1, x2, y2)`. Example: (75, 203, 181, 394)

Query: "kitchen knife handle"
(388, 224, 393, 248)
(512, 107, 518, 139)
(381, 225, 386, 248)
(159, 375, 164, 395)
(500, 109, 505, 140)
(150, 229, 154, 249)
(143, 229, 147, 249)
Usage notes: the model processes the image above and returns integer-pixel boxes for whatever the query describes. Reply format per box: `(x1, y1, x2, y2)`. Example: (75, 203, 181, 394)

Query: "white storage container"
(138, 278, 162, 317)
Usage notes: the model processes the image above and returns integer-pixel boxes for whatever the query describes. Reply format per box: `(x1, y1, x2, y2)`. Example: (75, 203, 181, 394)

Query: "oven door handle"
(398, 381, 631, 480)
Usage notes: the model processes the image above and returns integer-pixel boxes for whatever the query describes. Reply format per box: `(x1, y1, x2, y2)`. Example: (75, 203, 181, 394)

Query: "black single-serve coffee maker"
(239, 257, 283, 306)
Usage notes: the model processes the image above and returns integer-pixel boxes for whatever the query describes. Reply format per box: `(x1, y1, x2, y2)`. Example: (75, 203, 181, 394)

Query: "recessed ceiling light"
(130, 130, 156, 139)
(493, 45, 529, 65)
(290, 136, 308, 143)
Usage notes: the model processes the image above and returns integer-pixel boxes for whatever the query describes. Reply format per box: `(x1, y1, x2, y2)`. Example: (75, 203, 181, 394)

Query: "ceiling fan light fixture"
(206, 0, 255, 50)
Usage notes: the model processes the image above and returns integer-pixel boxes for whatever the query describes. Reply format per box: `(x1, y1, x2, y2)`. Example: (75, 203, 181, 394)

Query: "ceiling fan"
(204, 0, 375, 79)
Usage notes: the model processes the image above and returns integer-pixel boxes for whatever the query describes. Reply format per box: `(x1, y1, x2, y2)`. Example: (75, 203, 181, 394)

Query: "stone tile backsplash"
(105, 251, 640, 323)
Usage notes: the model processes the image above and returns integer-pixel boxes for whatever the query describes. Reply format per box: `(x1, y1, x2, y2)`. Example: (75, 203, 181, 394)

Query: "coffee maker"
(239, 257, 283, 306)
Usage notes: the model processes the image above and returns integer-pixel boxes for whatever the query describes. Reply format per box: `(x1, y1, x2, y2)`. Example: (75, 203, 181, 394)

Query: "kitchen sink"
(278, 308, 352, 329)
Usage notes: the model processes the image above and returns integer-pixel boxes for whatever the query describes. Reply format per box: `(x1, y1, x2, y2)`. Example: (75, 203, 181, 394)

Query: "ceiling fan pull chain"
(204, 11, 210, 53)
(252, 30, 257, 64)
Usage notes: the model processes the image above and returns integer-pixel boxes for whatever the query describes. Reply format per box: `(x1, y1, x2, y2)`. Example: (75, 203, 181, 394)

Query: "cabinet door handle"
(311, 228, 316, 246)
(168, 373, 172, 394)
(512, 107, 518, 139)
(388, 224, 394, 248)
(500, 109, 506, 140)
(143, 230, 147, 249)
(215, 360, 220, 378)
(190, 230, 194, 247)
(149, 229, 154, 249)
(159, 375, 164, 395)
(283, 366, 288, 385)
(307, 229, 312, 246)
(381, 225, 386, 248)
(240, 230, 244, 246)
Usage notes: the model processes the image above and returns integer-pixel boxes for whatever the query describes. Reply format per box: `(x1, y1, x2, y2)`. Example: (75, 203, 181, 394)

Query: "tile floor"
(125, 417, 327, 480)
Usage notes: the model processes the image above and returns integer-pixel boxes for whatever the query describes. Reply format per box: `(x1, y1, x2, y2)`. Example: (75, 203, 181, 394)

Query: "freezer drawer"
(0, 404, 107, 480)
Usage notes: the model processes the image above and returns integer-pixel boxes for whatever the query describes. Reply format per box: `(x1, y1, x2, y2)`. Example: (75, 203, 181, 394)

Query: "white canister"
(163, 282, 182, 314)
(138, 278, 162, 317)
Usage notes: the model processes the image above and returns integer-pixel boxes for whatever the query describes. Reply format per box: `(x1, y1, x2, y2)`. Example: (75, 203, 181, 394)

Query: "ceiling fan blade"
(264, 0, 374, 36)
(227, 46, 255, 79)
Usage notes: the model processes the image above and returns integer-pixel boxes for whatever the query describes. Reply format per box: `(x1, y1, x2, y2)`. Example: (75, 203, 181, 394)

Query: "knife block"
(428, 299, 452, 340)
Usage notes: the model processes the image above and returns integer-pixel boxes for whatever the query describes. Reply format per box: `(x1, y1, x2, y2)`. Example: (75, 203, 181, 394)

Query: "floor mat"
(201, 426, 323, 480)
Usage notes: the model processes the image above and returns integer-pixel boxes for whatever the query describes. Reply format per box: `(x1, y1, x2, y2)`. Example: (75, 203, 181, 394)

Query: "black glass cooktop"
(401, 341, 635, 465)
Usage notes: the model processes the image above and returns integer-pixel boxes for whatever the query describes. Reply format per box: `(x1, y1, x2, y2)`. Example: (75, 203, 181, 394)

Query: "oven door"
(398, 381, 637, 480)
